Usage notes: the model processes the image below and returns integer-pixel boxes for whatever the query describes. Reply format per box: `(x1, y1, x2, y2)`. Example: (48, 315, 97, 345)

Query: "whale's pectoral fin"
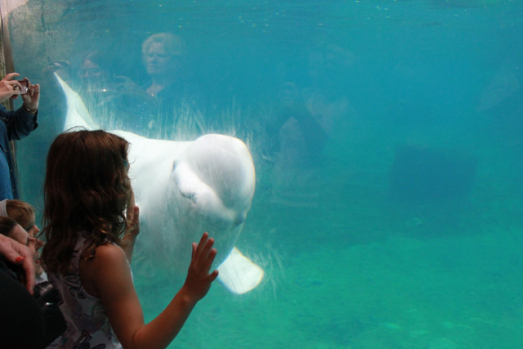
(54, 72, 100, 131)
(217, 247, 264, 295)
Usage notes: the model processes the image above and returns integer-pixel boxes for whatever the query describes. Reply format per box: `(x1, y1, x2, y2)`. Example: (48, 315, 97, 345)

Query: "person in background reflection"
(0, 72, 39, 200)
(135, 32, 203, 136)
(142, 33, 186, 100)
(268, 81, 327, 207)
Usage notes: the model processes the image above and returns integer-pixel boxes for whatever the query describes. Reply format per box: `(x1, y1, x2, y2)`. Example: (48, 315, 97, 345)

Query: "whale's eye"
(180, 191, 196, 201)
(234, 215, 245, 227)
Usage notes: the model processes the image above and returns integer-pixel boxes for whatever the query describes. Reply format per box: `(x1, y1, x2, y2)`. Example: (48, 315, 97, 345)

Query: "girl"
(40, 129, 219, 349)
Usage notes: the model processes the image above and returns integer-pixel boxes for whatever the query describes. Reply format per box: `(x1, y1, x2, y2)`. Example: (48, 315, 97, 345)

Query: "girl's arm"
(81, 232, 218, 349)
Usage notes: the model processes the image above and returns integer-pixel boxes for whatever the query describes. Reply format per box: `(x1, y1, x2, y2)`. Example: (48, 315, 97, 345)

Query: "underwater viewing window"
(1, 0, 523, 347)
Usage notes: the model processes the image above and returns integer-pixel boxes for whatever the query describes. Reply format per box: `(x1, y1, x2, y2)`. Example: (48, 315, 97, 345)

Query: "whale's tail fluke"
(217, 247, 264, 294)
(54, 73, 99, 131)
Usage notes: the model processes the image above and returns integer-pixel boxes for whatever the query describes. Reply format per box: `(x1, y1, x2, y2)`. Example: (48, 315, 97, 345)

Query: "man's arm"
(0, 74, 40, 140)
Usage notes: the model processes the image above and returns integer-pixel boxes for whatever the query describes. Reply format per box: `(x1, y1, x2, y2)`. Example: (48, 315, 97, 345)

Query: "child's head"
(41, 129, 132, 273)
(0, 199, 39, 238)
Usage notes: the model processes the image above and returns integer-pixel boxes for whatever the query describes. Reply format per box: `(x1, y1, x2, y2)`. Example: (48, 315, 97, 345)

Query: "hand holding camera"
(17, 79, 29, 95)
(0, 73, 40, 112)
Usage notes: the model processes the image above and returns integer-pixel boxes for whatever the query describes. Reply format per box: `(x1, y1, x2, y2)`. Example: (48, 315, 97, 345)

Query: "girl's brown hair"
(0, 216, 18, 237)
(40, 129, 131, 274)
(6, 200, 36, 232)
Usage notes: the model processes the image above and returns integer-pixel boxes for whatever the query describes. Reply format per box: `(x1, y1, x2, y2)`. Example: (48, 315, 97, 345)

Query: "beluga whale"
(55, 73, 264, 294)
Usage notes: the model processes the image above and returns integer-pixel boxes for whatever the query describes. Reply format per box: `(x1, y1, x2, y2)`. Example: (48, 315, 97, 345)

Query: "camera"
(17, 79, 29, 94)
(33, 281, 67, 346)
(34, 281, 61, 307)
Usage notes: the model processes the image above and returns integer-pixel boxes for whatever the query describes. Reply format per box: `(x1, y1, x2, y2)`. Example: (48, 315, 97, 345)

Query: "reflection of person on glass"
(269, 81, 327, 207)
(143, 33, 186, 100)
(77, 51, 111, 95)
(0, 72, 39, 200)
(79, 34, 198, 137)
(138, 33, 201, 134)
(275, 81, 327, 161)
(44, 51, 132, 130)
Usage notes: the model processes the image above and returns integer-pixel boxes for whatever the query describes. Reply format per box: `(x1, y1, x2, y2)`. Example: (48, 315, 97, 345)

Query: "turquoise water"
(5, 0, 523, 347)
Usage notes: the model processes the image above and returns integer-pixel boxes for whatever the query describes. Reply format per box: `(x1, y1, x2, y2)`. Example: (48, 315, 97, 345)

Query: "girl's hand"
(183, 232, 219, 301)
(126, 189, 140, 237)
(122, 189, 139, 263)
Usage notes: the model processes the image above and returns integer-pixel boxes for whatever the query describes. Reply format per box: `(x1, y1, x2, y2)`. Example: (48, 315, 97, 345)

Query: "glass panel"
(3, 0, 523, 347)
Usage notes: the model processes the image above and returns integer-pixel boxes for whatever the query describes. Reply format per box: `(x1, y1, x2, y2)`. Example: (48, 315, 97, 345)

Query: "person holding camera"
(0, 72, 40, 200)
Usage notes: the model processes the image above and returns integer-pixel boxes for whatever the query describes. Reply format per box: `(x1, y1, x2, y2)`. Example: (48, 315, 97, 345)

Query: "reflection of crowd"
(46, 33, 204, 139)
(1, 39, 361, 345)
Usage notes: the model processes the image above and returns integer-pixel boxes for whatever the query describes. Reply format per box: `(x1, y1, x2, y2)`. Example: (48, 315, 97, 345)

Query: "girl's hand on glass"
(183, 232, 219, 301)
(126, 190, 140, 237)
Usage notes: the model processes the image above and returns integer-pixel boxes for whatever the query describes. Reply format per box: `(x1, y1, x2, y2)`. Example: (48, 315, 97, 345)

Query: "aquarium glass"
(2, 0, 523, 347)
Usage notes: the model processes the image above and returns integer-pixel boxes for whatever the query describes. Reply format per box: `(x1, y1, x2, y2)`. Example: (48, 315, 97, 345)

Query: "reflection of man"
(269, 81, 327, 208)
(0, 73, 39, 200)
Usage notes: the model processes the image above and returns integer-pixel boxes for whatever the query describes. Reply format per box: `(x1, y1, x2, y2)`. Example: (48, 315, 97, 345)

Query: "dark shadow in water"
(389, 145, 477, 204)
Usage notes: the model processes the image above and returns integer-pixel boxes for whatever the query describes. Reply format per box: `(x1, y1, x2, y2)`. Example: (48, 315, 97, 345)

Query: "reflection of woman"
(138, 33, 202, 136)
(78, 34, 202, 138)
(142, 33, 186, 99)
(45, 34, 203, 138)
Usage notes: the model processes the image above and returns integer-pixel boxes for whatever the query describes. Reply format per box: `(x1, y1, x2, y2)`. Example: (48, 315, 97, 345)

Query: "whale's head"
(55, 73, 262, 292)
(160, 134, 255, 271)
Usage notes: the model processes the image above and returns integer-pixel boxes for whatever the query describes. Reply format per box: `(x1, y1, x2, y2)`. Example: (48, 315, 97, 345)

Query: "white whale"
(56, 74, 264, 294)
